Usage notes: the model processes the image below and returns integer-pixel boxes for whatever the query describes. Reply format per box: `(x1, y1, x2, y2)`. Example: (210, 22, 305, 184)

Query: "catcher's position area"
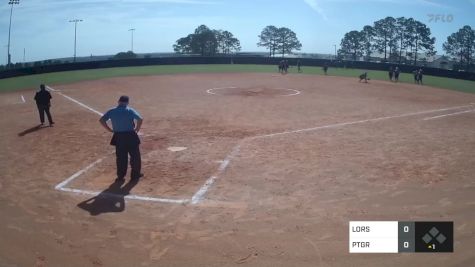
(1, 73, 475, 266)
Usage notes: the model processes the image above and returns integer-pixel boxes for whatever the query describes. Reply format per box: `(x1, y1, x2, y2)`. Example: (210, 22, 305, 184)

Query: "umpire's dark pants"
(111, 132, 141, 179)
(37, 104, 53, 124)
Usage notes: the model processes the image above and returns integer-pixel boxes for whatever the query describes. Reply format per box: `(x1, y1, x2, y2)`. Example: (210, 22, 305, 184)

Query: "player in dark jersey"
(34, 84, 54, 126)
(323, 64, 328, 75)
(417, 68, 424, 85)
(413, 70, 419, 84)
(297, 60, 302, 73)
(388, 66, 393, 81)
(393, 67, 400, 82)
(359, 72, 369, 83)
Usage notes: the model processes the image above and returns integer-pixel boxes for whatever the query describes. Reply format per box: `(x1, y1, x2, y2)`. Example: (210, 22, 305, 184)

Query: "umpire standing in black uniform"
(34, 84, 54, 126)
(99, 96, 144, 181)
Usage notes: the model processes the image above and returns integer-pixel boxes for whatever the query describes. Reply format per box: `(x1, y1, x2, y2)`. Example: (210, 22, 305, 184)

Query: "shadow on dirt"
(77, 179, 139, 216)
(18, 125, 49, 137)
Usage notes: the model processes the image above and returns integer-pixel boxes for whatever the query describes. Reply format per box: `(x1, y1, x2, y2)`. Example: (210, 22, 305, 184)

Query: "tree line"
(339, 17, 436, 65)
(173, 25, 302, 57)
(339, 16, 475, 70)
(173, 25, 241, 56)
(443, 25, 475, 69)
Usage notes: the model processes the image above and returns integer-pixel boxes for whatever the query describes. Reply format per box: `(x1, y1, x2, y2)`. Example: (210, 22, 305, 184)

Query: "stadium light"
(128, 28, 136, 52)
(6, 0, 20, 67)
(333, 44, 337, 60)
(69, 19, 83, 62)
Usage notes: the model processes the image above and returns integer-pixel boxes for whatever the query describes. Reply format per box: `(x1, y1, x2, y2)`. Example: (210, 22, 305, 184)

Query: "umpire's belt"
(110, 131, 141, 147)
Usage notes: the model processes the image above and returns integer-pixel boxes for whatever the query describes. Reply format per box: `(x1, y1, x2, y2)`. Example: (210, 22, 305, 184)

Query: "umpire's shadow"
(77, 179, 139, 216)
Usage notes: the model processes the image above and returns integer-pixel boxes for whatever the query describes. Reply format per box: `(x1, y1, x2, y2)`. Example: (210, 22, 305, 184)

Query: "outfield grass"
(1, 64, 474, 94)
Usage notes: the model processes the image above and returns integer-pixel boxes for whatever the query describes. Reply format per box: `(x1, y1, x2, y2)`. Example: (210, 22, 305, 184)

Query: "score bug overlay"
(349, 221, 453, 253)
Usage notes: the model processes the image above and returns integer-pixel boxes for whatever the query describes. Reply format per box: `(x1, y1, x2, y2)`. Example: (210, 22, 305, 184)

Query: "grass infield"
(1, 64, 474, 94)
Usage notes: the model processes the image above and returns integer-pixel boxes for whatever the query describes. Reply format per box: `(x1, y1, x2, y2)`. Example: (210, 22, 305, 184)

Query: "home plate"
(167, 147, 187, 152)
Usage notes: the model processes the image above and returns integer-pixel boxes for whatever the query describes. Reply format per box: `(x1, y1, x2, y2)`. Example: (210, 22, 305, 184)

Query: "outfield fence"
(1, 56, 474, 81)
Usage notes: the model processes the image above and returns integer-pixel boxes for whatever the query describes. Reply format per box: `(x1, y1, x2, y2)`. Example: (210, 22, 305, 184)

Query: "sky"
(0, 0, 474, 63)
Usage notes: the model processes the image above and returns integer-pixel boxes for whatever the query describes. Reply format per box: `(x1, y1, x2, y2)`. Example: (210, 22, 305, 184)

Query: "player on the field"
(323, 64, 328, 75)
(388, 66, 393, 81)
(417, 68, 424, 85)
(359, 72, 369, 83)
(297, 60, 302, 73)
(34, 84, 55, 126)
(413, 69, 420, 84)
(393, 67, 400, 82)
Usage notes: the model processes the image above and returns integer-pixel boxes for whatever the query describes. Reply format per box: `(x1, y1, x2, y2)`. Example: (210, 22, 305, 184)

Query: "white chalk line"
(47, 83, 475, 205)
(191, 142, 243, 204)
(47, 85, 191, 204)
(47, 85, 104, 116)
(206, 86, 301, 97)
(423, 109, 475, 121)
(190, 103, 475, 204)
(206, 87, 236, 95)
(54, 153, 190, 204)
(54, 156, 107, 190)
(251, 104, 475, 139)
(58, 187, 189, 204)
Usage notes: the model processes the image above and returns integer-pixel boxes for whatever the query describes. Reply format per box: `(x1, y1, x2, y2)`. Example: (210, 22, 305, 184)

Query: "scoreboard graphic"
(349, 221, 453, 253)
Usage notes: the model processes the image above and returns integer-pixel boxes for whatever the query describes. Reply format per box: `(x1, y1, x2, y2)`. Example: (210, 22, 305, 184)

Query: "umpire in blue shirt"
(100, 96, 143, 181)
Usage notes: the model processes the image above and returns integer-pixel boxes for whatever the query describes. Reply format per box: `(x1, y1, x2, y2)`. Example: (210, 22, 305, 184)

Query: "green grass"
(1, 64, 475, 94)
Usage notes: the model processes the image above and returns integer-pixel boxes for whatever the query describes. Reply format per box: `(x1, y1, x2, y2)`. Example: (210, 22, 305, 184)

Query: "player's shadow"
(18, 125, 48, 137)
(77, 179, 139, 216)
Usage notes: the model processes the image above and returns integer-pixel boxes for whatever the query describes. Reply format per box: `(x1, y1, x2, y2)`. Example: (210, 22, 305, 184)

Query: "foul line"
(190, 103, 475, 203)
(252, 104, 475, 139)
(191, 142, 243, 204)
(423, 109, 475, 121)
(46, 85, 104, 116)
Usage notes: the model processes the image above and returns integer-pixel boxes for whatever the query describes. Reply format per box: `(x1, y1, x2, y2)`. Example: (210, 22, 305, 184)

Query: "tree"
(192, 25, 218, 56)
(257, 26, 279, 57)
(373, 17, 397, 61)
(394, 17, 411, 64)
(408, 20, 436, 65)
(275, 27, 302, 57)
(173, 25, 240, 56)
(339, 30, 365, 60)
(361, 25, 375, 61)
(443, 25, 475, 69)
(173, 34, 194, 54)
(216, 30, 241, 54)
(113, 51, 137, 60)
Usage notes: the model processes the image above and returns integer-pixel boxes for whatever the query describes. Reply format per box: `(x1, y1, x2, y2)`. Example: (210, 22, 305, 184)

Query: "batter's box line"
(54, 155, 190, 205)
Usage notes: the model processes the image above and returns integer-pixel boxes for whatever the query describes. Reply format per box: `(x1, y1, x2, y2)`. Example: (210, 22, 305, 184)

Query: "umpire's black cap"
(118, 95, 129, 103)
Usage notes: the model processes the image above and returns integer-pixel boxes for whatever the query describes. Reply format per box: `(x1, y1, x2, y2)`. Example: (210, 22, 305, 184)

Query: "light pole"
(333, 44, 337, 60)
(7, 0, 20, 67)
(69, 19, 83, 62)
(128, 28, 135, 52)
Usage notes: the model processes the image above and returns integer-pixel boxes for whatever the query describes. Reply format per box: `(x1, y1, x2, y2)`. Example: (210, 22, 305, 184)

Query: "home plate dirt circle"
(206, 86, 301, 97)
